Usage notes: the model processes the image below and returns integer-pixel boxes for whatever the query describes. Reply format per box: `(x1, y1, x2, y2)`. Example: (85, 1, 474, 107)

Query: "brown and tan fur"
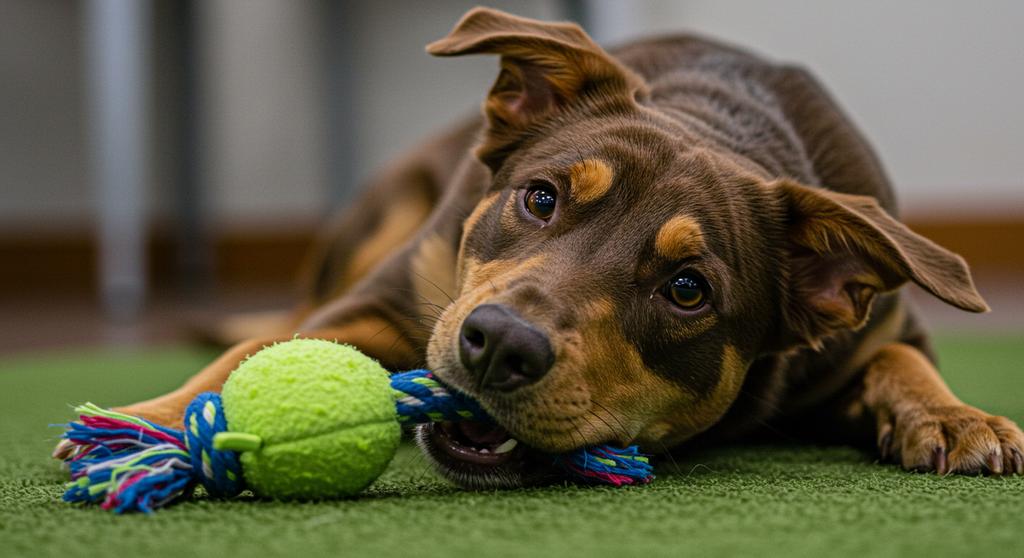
(58, 8, 1023, 482)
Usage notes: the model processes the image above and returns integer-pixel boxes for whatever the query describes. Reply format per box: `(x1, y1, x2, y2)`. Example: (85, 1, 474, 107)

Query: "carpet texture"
(1, 336, 1022, 558)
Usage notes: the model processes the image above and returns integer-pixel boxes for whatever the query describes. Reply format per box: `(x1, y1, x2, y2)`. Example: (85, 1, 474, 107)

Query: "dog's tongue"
(456, 421, 510, 445)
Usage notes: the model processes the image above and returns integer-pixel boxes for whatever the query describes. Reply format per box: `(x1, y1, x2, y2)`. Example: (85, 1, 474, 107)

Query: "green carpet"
(1, 337, 1022, 558)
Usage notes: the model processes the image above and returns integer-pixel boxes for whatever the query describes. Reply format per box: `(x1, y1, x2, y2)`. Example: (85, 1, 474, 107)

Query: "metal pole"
(169, 0, 211, 297)
(84, 0, 151, 321)
(323, 0, 357, 210)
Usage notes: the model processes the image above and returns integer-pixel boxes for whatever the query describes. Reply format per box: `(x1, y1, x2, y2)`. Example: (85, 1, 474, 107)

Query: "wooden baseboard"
(1, 218, 1021, 295)
(908, 219, 1024, 275)
(0, 226, 316, 294)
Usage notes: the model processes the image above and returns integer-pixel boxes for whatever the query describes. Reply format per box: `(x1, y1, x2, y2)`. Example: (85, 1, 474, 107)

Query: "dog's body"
(77, 9, 1022, 485)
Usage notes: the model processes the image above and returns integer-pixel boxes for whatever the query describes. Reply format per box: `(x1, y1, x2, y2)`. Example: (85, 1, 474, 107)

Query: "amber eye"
(666, 273, 707, 310)
(524, 183, 557, 221)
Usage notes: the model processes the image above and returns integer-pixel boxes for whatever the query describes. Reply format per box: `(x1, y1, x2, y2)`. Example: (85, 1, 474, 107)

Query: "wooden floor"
(0, 287, 293, 355)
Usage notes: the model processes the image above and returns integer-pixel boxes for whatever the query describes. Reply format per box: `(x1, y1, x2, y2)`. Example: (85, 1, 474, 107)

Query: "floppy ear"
(774, 180, 988, 349)
(427, 7, 648, 170)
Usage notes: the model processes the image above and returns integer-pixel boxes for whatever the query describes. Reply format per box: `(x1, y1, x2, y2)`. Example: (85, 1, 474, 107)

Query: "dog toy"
(59, 338, 652, 513)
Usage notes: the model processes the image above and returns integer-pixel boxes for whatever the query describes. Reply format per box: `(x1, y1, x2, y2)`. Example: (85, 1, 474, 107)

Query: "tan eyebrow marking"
(569, 158, 614, 203)
(655, 215, 706, 259)
(462, 191, 500, 239)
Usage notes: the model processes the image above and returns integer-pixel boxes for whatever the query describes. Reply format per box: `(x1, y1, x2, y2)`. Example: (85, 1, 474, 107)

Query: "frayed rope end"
(60, 395, 241, 514)
(61, 403, 193, 513)
(554, 445, 654, 486)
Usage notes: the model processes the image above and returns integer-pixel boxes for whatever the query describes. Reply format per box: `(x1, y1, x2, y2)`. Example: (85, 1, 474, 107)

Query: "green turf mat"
(1, 336, 1021, 558)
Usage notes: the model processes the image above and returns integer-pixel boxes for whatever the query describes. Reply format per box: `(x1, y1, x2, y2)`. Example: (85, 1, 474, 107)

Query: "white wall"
(197, 0, 328, 227)
(2, 1, 1020, 230)
(0, 0, 559, 230)
(347, 0, 562, 184)
(0, 0, 88, 229)
(164, 0, 559, 227)
(198, 0, 562, 227)
(586, 0, 1024, 218)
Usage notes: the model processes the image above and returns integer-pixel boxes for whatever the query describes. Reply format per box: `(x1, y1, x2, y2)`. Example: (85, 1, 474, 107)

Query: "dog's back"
(611, 34, 896, 210)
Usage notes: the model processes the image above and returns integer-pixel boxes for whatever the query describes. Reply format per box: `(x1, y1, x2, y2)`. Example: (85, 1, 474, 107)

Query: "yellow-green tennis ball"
(219, 338, 400, 499)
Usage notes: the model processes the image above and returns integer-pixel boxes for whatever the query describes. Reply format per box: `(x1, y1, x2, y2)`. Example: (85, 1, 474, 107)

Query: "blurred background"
(1, 0, 1022, 355)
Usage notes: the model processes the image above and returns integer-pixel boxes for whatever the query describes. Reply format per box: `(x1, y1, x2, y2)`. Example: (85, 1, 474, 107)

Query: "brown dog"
(68, 8, 1023, 487)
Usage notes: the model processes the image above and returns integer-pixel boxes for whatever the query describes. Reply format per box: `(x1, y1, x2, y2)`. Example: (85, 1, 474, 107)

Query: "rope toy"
(59, 339, 652, 513)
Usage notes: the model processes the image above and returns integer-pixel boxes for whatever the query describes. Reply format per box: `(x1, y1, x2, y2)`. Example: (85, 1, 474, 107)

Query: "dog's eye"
(665, 273, 707, 310)
(524, 183, 557, 221)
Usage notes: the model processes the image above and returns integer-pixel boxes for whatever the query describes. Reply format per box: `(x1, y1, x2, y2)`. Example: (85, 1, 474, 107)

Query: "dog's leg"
(854, 342, 1024, 475)
(52, 337, 285, 459)
(111, 336, 293, 426)
(301, 117, 481, 306)
(52, 314, 414, 459)
(118, 313, 414, 426)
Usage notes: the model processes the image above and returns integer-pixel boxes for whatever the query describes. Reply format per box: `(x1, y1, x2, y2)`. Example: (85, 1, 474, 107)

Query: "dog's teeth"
(493, 438, 518, 454)
(479, 448, 490, 454)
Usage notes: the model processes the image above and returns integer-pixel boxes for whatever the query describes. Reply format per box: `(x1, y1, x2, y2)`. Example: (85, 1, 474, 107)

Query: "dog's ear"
(427, 7, 648, 170)
(773, 180, 988, 349)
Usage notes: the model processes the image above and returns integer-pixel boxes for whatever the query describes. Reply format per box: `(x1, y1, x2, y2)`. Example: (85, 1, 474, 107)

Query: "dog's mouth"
(415, 421, 562, 489)
(432, 421, 521, 465)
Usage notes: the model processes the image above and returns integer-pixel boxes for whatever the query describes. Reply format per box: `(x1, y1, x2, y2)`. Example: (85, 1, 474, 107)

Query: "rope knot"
(183, 393, 244, 498)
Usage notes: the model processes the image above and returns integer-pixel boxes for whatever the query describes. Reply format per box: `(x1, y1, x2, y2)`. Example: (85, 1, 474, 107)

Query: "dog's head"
(419, 8, 988, 488)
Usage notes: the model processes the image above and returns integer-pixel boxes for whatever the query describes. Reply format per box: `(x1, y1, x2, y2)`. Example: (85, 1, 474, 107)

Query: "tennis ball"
(219, 338, 400, 499)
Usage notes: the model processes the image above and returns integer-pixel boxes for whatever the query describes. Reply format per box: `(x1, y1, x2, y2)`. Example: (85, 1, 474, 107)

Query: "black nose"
(459, 304, 554, 391)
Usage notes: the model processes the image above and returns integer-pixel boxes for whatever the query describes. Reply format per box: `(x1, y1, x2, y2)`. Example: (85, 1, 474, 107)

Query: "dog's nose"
(459, 304, 554, 391)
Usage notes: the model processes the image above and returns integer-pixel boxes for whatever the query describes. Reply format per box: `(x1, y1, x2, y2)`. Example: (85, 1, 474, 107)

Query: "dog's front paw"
(876, 404, 1024, 475)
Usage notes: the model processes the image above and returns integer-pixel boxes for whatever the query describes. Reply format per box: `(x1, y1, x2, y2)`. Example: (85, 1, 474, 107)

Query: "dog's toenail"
(879, 431, 893, 460)
(987, 451, 1003, 475)
(933, 447, 948, 475)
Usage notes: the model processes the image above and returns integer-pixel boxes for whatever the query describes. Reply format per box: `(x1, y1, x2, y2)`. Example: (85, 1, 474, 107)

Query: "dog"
(61, 8, 1023, 487)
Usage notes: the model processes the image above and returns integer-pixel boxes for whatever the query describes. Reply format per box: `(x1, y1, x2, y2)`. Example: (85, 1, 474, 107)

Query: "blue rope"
(109, 460, 193, 513)
(391, 369, 490, 423)
(61, 369, 653, 514)
(183, 393, 245, 498)
(60, 406, 195, 513)
(553, 445, 654, 485)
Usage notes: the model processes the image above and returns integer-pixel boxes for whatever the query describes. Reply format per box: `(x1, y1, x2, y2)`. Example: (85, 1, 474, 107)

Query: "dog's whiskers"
(392, 314, 440, 330)
(411, 269, 456, 305)
(585, 408, 620, 443)
(589, 399, 684, 474)
(590, 400, 632, 445)
(384, 286, 452, 318)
